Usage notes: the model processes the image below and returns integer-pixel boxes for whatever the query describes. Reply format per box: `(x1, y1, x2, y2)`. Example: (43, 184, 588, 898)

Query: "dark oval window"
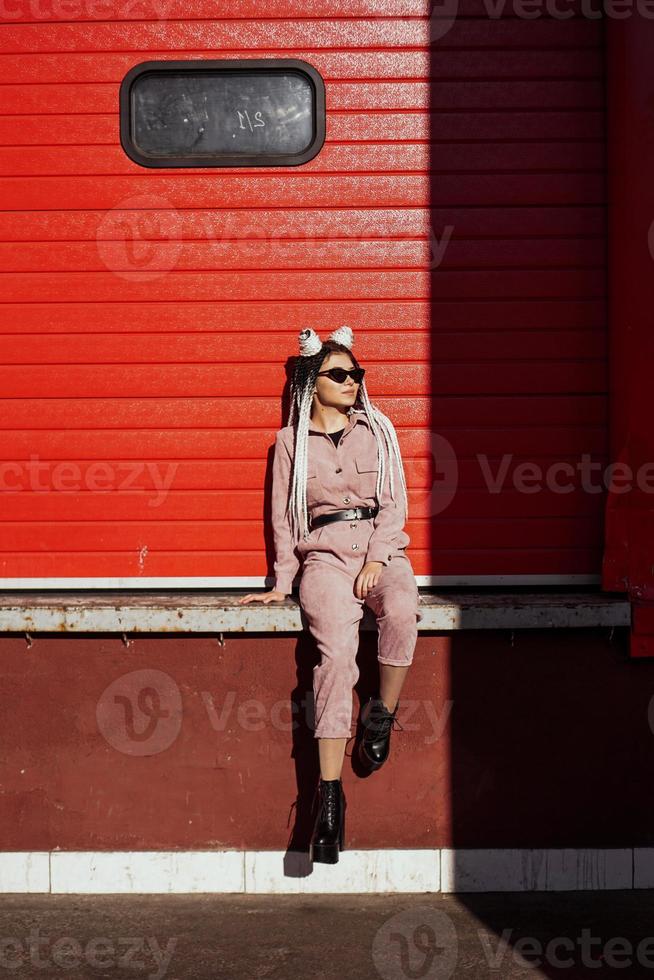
(120, 59, 326, 168)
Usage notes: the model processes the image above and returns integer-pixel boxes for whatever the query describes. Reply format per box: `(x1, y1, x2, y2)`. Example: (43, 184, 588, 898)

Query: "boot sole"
(310, 806, 345, 864)
(310, 843, 340, 863)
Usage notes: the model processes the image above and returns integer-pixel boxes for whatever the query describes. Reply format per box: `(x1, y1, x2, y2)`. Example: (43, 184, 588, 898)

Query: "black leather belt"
(310, 505, 378, 531)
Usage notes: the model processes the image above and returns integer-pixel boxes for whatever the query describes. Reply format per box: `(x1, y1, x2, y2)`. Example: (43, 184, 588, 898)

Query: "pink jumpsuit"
(271, 411, 423, 739)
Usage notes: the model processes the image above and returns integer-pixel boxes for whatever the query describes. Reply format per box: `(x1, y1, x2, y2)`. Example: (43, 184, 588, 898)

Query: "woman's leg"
(299, 561, 365, 771)
(355, 558, 420, 770)
(364, 555, 420, 700)
(379, 663, 411, 714)
(318, 737, 347, 779)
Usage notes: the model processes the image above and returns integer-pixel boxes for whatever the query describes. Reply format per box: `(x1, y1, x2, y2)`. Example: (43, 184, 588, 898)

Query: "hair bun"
(298, 328, 323, 357)
(328, 325, 354, 349)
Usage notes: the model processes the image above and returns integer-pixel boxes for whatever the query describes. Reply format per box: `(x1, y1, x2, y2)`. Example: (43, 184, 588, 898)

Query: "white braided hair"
(285, 325, 409, 543)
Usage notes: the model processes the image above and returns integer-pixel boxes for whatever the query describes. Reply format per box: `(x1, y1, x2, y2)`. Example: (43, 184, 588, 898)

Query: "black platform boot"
(358, 696, 403, 772)
(309, 777, 345, 864)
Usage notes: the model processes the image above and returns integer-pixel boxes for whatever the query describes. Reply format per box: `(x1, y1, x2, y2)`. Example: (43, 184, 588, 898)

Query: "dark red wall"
(2, 627, 649, 850)
(603, 20, 654, 657)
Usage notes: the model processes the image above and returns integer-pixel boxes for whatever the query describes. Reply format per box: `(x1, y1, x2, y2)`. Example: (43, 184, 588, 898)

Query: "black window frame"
(119, 58, 326, 169)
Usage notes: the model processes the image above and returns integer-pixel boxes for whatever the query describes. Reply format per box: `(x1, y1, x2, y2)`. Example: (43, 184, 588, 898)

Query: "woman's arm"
(271, 430, 301, 595)
(365, 446, 410, 566)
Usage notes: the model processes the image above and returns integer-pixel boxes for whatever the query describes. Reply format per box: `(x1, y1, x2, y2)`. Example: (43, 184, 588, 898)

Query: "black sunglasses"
(317, 367, 365, 384)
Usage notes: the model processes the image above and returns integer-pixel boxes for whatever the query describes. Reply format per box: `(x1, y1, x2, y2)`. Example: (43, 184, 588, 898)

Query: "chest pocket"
(355, 456, 379, 500)
(306, 468, 327, 506)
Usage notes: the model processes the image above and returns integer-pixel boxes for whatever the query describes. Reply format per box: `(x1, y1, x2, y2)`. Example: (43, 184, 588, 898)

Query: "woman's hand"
(237, 590, 288, 604)
(354, 561, 384, 599)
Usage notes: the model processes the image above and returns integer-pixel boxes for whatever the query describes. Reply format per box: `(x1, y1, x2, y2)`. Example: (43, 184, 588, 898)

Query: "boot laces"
(364, 701, 404, 736)
(286, 781, 342, 828)
(318, 781, 340, 822)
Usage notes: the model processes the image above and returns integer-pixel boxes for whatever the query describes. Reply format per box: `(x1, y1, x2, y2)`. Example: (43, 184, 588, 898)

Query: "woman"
(238, 325, 421, 864)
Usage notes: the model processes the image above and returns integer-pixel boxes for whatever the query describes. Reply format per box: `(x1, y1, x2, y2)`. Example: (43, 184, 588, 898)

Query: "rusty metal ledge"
(0, 589, 631, 634)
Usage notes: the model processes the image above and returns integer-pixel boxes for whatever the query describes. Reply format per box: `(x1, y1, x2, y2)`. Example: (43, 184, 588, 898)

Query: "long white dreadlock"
(285, 326, 409, 543)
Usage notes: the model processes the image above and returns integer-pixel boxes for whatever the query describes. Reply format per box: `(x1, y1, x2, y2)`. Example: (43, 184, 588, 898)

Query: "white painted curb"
(0, 849, 646, 894)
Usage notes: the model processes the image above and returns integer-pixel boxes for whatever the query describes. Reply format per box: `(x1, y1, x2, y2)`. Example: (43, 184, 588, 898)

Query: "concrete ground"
(1, 891, 654, 978)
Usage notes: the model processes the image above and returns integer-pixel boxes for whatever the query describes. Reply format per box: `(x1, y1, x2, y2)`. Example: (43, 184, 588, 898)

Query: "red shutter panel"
(0, 8, 607, 586)
(603, 21, 654, 656)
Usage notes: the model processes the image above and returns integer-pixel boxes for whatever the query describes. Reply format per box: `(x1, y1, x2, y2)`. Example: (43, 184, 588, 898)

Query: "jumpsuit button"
(335, 468, 342, 474)
(352, 543, 359, 550)
(388, 554, 392, 561)
(343, 496, 350, 504)
(350, 522, 357, 529)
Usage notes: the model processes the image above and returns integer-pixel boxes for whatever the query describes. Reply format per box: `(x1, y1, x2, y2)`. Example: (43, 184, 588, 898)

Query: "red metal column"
(603, 18, 654, 655)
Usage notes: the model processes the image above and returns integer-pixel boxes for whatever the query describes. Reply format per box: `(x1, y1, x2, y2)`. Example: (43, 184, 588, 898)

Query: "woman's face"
(313, 352, 360, 412)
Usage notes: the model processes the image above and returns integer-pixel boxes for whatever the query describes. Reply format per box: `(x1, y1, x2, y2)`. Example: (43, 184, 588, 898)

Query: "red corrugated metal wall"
(603, 20, 654, 656)
(0, 5, 606, 584)
(425, 18, 607, 581)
